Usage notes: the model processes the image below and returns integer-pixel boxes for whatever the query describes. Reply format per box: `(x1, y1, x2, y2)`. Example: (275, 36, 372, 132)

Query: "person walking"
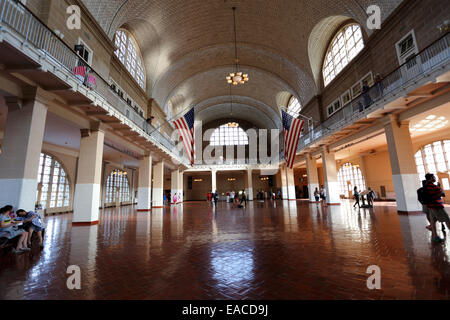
(239, 190, 247, 208)
(418, 180, 433, 231)
(353, 186, 360, 208)
(367, 187, 375, 207)
(424, 173, 450, 243)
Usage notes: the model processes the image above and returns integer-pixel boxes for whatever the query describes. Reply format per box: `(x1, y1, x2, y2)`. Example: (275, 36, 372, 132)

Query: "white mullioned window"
(323, 24, 364, 86)
(36, 153, 71, 209)
(337, 162, 366, 197)
(415, 140, 450, 188)
(287, 96, 302, 118)
(210, 123, 249, 146)
(114, 29, 146, 89)
(105, 171, 131, 204)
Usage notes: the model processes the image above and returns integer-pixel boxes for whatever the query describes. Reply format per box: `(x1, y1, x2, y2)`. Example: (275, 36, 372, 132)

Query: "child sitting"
(15, 209, 45, 248)
(0, 206, 29, 254)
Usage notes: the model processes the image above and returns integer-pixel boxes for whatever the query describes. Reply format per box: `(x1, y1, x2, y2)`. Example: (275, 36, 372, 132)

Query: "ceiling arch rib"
(162, 65, 297, 117)
(197, 104, 277, 130)
(152, 43, 316, 107)
(195, 95, 282, 129)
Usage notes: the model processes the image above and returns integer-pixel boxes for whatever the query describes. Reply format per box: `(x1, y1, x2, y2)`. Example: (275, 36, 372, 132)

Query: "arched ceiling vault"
(81, 0, 404, 129)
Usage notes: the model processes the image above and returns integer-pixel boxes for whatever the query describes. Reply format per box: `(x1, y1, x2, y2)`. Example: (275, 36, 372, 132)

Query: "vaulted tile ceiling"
(81, 0, 403, 128)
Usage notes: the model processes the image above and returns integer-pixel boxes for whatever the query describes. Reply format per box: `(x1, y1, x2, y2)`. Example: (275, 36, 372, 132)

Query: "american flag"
(173, 107, 196, 166)
(282, 110, 304, 169)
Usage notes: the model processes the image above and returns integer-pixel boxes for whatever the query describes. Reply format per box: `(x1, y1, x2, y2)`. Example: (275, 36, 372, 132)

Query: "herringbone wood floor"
(0, 200, 449, 300)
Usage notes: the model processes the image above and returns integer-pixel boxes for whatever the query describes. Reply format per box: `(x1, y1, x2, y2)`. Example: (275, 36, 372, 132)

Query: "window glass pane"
(323, 24, 364, 86)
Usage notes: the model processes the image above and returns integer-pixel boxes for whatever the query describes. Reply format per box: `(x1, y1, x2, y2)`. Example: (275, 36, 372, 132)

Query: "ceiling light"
(225, 7, 249, 86)
(426, 115, 437, 120)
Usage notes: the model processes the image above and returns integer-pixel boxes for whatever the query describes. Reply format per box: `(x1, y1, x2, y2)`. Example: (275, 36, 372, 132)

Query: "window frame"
(114, 29, 146, 90)
(322, 23, 365, 87)
(36, 153, 71, 210)
(210, 123, 249, 147)
(395, 29, 419, 66)
(77, 38, 93, 66)
(286, 96, 302, 118)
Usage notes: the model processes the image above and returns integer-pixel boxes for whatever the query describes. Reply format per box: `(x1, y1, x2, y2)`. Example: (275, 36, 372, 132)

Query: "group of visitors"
(163, 192, 183, 205)
(207, 190, 248, 208)
(0, 205, 45, 254)
(353, 187, 375, 208)
(313, 186, 327, 206)
(418, 173, 450, 243)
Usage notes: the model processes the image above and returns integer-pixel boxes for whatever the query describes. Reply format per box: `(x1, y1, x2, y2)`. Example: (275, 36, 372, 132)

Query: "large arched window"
(36, 153, 71, 209)
(105, 170, 131, 203)
(337, 162, 366, 197)
(210, 123, 249, 146)
(415, 140, 450, 186)
(287, 96, 302, 118)
(114, 29, 146, 89)
(323, 24, 364, 86)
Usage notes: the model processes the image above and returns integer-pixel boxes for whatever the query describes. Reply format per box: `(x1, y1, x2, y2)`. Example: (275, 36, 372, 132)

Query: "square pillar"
(73, 129, 105, 224)
(0, 94, 48, 210)
(321, 148, 341, 205)
(178, 171, 184, 203)
(286, 167, 296, 200)
(171, 169, 181, 204)
(306, 153, 320, 202)
(280, 165, 288, 199)
(152, 161, 164, 208)
(245, 169, 254, 201)
(137, 155, 152, 212)
(384, 116, 421, 213)
(211, 169, 217, 193)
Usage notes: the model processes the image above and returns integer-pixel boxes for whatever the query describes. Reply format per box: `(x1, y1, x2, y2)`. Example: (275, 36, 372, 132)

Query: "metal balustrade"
(298, 32, 450, 151)
(0, 0, 186, 164)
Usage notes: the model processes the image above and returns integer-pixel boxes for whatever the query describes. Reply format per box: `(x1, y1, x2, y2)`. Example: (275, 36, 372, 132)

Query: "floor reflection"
(0, 200, 449, 299)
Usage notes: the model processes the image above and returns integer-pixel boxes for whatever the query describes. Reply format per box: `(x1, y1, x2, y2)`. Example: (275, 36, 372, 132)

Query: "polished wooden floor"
(0, 200, 449, 300)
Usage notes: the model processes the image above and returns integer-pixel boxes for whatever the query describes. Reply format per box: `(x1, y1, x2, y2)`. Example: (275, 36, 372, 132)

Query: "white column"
(73, 128, 105, 224)
(280, 165, 288, 199)
(178, 171, 184, 203)
(152, 161, 164, 208)
(306, 153, 320, 202)
(385, 116, 421, 212)
(211, 169, 217, 193)
(171, 169, 181, 204)
(137, 155, 152, 211)
(0, 94, 48, 210)
(286, 167, 296, 200)
(246, 169, 254, 201)
(321, 148, 341, 205)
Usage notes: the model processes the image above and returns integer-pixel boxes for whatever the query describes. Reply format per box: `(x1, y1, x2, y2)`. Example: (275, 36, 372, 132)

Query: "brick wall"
(302, 0, 449, 122)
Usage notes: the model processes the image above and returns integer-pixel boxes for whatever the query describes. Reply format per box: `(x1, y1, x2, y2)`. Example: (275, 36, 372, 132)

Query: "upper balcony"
(0, 0, 189, 168)
(298, 32, 450, 154)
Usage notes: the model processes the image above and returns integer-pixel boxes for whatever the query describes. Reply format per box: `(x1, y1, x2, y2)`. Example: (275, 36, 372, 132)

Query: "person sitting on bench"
(15, 209, 45, 249)
(0, 206, 29, 254)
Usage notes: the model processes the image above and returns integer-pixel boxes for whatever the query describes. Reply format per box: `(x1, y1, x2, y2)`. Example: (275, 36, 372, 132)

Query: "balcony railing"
(299, 32, 450, 151)
(0, 0, 186, 163)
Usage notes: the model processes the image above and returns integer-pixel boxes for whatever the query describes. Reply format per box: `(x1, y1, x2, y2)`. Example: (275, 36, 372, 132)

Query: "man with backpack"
(422, 173, 450, 243)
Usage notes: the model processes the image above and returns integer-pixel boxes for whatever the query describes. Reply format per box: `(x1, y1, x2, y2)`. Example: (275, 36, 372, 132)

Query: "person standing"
(367, 187, 375, 207)
(320, 186, 327, 206)
(214, 190, 219, 206)
(353, 186, 360, 208)
(239, 190, 247, 208)
(424, 173, 450, 243)
(314, 188, 320, 202)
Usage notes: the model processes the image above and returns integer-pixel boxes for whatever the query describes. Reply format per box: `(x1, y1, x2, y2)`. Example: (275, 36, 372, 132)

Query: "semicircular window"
(114, 29, 146, 89)
(323, 24, 364, 86)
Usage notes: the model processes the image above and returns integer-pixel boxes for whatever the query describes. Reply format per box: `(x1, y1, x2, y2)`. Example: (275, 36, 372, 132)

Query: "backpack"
(417, 187, 431, 205)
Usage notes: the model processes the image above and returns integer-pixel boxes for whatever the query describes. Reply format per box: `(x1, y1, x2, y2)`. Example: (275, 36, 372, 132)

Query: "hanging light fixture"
(112, 169, 128, 176)
(225, 7, 249, 86)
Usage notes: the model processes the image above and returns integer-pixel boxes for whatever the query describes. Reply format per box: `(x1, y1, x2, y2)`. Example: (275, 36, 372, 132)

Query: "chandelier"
(227, 122, 239, 128)
(225, 7, 249, 86)
(112, 169, 128, 176)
